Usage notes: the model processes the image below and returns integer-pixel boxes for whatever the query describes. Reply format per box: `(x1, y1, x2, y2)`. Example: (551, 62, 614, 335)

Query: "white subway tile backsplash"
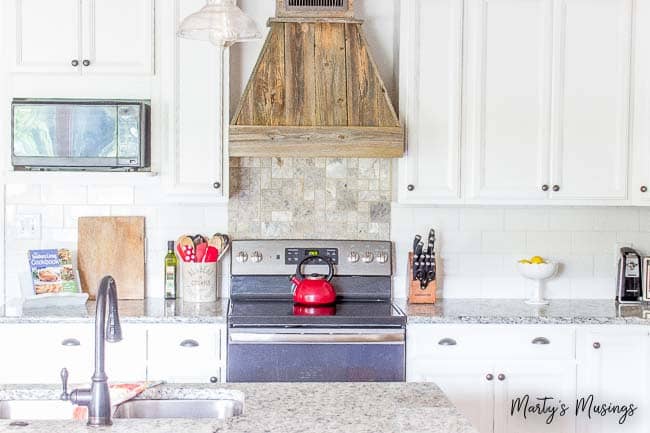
(526, 231, 571, 254)
(87, 186, 135, 205)
(63, 205, 111, 228)
(481, 232, 526, 254)
(547, 208, 596, 231)
(6, 184, 42, 205)
(42, 185, 88, 204)
(460, 208, 504, 231)
(412, 207, 460, 231)
(392, 205, 648, 300)
(592, 208, 640, 232)
(504, 208, 549, 231)
(571, 232, 617, 254)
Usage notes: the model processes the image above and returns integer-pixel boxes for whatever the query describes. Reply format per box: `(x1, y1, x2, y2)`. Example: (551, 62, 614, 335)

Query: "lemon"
(518, 259, 532, 264)
(530, 256, 545, 264)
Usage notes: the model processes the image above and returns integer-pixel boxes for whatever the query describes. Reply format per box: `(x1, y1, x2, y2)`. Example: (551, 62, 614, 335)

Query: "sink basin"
(113, 399, 244, 419)
(0, 400, 74, 420)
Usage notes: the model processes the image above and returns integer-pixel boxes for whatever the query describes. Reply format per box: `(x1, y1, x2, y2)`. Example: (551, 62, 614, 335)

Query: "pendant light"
(177, 0, 261, 47)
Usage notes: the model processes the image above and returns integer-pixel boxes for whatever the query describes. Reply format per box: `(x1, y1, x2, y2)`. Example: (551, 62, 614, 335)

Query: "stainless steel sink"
(113, 399, 244, 419)
(0, 400, 74, 420)
(0, 398, 243, 421)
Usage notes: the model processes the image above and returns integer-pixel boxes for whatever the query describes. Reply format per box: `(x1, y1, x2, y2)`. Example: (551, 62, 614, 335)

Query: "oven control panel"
(231, 240, 392, 276)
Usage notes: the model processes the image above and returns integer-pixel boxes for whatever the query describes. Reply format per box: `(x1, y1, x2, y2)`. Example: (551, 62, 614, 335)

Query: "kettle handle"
(295, 255, 334, 282)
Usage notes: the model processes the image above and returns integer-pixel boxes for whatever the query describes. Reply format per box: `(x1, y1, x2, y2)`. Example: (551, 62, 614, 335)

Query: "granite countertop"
(0, 383, 476, 433)
(398, 298, 650, 325)
(0, 299, 228, 324)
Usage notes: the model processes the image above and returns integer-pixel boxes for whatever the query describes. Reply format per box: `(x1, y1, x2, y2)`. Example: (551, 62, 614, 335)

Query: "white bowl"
(517, 261, 558, 281)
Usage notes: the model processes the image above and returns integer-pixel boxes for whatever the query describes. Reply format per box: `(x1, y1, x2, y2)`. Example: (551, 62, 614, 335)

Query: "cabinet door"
(398, 0, 463, 203)
(494, 361, 576, 433)
(104, 324, 147, 382)
(11, 0, 82, 73)
(81, 0, 154, 75)
(163, 0, 225, 197)
(147, 325, 221, 383)
(576, 329, 649, 433)
(463, 0, 552, 201)
(409, 360, 495, 433)
(549, 0, 631, 200)
(630, 0, 650, 202)
(0, 324, 93, 384)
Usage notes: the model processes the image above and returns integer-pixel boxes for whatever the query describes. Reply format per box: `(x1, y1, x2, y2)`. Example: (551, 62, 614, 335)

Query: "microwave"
(11, 99, 150, 171)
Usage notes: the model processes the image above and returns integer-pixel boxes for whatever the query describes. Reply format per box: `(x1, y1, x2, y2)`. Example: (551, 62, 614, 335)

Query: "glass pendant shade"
(177, 0, 261, 47)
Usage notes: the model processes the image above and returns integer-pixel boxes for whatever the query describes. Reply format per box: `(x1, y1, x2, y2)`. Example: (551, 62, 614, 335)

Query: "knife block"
(407, 252, 437, 304)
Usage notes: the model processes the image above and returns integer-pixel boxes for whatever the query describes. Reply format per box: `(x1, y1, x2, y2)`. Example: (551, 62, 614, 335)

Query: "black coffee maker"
(617, 247, 643, 303)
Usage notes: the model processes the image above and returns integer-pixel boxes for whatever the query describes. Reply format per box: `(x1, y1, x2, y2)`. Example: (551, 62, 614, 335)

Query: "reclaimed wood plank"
(345, 23, 398, 127)
(314, 23, 347, 126)
(230, 125, 404, 157)
(233, 23, 285, 126)
(284, 22, 316, 125)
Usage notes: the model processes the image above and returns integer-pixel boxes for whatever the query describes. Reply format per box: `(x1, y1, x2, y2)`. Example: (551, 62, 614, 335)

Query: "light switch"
(15, 214, 41, 240)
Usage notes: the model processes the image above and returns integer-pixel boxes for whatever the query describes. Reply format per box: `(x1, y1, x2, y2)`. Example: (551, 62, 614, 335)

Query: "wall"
(391, 205, 650, 299)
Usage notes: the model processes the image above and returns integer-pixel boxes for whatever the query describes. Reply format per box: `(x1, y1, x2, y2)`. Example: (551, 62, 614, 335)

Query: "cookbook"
(28, 249, 80, 295)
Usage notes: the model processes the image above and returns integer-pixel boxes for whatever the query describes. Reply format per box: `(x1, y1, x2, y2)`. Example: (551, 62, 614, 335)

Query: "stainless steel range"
(227, 239, 406, 382)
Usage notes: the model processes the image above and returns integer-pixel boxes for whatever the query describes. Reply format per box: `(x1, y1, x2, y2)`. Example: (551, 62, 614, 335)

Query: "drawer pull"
(498, 373, 506, 381)
(531, 337, 550, 345)
(486, 374, 494, 381)
(180, 339, 200, 348)
(438, 338, 457, 346)
(593, 342, 601, 349)
(61, 338, 81, 347)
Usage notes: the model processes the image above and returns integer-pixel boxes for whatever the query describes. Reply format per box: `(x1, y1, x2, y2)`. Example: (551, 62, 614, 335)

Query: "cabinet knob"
(541, 184, 549, 192)
(552, 185, 560, 192)
(641, 186, 648, 193)
(213, 182, 221, 190)
(71, 59, 79, 67)
(209, 376, 218, 384)
(61, 338, 81, 347)
(407, 184, 415, 192)
(497, 373, 506, 381)
(486, 374, 494, 381)
(593, 342, 601, 349)
(82, 59, 91, 67)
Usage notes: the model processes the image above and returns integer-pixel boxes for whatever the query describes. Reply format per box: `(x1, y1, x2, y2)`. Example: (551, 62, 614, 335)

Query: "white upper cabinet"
(630, 0, 650, 202)
(549, 0, 631, 201)
(400, 0, 639, 205)
(463, 0, 552, 201)
(10, 0, 153, 75)
(12, 0, 82, 73)
(398, 0, 463, 203)
(81, 0, 154, 75)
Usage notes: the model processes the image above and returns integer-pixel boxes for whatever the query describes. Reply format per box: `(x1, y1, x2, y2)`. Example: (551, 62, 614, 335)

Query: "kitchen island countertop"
(0, 382, 476, 433)
(398, 298, 650, 325)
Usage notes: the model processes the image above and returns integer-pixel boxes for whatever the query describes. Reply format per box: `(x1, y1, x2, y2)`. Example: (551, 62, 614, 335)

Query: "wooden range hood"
(229, 0, 404, 158)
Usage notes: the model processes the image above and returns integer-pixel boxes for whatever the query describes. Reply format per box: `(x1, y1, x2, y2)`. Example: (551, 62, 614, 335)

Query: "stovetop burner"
(228, 298, 406, 327)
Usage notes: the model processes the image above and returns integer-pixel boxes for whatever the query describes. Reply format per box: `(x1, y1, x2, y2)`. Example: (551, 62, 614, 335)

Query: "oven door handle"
(229, 331, 405, 344)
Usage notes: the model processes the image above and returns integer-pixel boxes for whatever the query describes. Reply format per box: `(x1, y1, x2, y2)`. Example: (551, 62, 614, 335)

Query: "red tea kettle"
(290, 255, 337, 306)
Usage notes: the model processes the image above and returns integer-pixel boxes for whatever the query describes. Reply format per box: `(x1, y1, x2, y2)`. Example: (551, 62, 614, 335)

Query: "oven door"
(227, 328, 405, 382)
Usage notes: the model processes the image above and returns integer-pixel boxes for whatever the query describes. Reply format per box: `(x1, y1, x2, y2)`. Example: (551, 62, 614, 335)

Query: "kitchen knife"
(413, 242, 424, 281)
(412, 234, 422, 254)
(427, 229, 435, 255)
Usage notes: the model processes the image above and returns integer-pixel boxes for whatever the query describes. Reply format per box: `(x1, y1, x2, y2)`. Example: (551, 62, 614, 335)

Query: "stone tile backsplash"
(229, 157, 392, 240)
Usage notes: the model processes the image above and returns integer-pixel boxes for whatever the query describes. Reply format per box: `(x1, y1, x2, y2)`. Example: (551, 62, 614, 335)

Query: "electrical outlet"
(15, 214, 41, 240)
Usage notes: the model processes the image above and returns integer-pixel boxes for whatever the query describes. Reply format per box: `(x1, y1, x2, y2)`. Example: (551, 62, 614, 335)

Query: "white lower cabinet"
(147, 325, 224, 383)
(0, 322, 225, 385)
(576, 328, 650, 433)
(408, 324, 577, 433)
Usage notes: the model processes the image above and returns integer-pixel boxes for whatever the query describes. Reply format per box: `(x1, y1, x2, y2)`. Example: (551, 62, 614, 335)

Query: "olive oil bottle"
(164, 241, 178, 299)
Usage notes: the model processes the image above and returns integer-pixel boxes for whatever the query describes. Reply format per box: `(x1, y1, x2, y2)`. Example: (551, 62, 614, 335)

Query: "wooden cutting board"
(77, 216, 145, 300)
